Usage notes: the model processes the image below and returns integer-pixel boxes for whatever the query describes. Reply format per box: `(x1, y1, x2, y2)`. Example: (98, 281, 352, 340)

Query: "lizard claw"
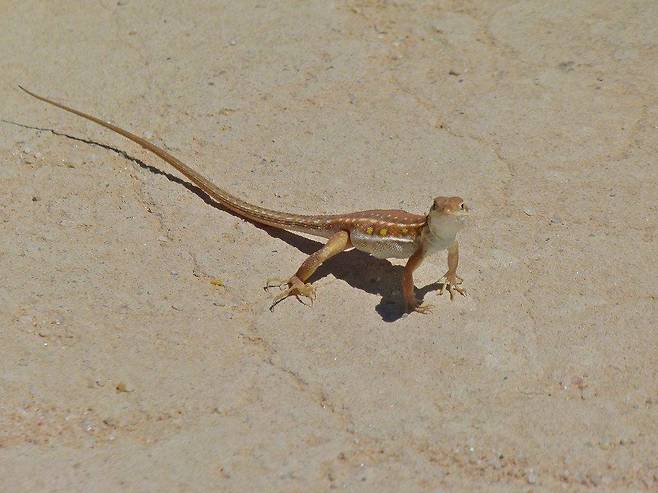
(413, 303, 434, 314)
(264, 278, 288, 291)
(404, 299, 433, 314)
(438, 272, 466, 300)
(268, 276, 316, 310)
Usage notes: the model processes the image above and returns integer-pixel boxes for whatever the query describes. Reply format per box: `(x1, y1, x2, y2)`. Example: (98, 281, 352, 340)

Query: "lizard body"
(19, 86, 468, 312)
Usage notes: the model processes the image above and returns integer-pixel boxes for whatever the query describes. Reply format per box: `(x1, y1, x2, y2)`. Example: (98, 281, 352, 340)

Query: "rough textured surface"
(1, 1, 656, 492)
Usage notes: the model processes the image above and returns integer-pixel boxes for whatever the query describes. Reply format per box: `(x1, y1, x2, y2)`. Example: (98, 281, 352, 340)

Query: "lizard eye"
(459, 203, 464, 210)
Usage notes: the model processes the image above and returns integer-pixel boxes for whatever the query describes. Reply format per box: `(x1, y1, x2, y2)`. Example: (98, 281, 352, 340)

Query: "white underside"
(422, 230, 456, 254)
(423, 214, 465, 254)
(350, 229, 419, 259)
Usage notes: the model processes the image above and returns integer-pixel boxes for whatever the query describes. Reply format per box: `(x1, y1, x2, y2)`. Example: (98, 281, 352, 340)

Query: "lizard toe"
(264, 278, 288, 291)
(269, 277, 316, 310)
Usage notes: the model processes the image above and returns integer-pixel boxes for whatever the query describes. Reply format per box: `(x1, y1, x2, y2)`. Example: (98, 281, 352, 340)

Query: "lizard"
(18, 85, 469, 313)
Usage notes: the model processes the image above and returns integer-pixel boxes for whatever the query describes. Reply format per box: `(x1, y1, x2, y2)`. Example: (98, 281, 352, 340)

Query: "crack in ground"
(4, 118, 224, 274)
(238, 322, 355, 430)
(388, 75, 516, 207)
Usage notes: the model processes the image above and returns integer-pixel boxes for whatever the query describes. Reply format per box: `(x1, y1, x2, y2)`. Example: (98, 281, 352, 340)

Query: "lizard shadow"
(261, 229, 443, 322)
(7, 120, 439, 322)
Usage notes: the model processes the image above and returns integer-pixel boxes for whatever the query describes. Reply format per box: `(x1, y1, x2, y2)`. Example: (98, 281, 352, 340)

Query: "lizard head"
(427, 196, 469, 239)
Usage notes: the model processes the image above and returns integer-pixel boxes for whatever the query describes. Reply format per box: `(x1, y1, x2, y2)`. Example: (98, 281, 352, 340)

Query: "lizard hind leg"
(267, 230, 351, 310)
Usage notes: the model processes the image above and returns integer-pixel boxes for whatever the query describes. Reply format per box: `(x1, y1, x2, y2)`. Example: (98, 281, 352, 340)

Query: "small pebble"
(526, 469, 538, 484)
(115, 382, 131, 393)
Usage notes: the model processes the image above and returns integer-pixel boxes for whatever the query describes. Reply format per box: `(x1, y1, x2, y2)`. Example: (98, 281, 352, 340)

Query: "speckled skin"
(20, 86, 468, 312)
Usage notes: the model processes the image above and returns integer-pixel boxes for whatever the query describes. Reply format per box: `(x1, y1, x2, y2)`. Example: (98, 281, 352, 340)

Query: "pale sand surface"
(1, 1, 656, 492)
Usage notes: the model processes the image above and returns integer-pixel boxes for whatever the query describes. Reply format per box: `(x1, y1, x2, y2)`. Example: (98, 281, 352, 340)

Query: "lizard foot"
(266, 276, 316, 310)
(405, 299, 433, 314)
(264, 278, 288, 290)
(413, 303, 434, 314)
(438, 272, 466, 300)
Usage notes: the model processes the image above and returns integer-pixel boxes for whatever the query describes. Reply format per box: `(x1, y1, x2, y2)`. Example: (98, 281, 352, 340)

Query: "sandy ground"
(1, 1, 656, 492)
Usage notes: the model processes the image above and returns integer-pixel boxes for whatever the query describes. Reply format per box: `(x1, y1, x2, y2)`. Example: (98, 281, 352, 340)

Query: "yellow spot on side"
(366, 226, 374, 235)
(379, 228, 388, 236)
(402, 228, 408, 234)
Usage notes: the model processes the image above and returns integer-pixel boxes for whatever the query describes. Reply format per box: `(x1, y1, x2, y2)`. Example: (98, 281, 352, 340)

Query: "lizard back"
(328, 210, 426, 259)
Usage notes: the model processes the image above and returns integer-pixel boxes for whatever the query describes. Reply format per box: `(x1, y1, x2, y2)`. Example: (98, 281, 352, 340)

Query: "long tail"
(18, 85, 327, 234)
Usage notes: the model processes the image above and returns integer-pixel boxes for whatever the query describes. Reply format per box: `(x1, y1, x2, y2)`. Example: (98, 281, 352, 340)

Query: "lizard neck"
(421, 216, 460, 254)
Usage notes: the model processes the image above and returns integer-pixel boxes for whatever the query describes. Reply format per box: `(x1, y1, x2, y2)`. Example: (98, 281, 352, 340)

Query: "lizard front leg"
(438, 240, 466, 300)
(403, 246, 432, 313)
(267, 230, 351, 309)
